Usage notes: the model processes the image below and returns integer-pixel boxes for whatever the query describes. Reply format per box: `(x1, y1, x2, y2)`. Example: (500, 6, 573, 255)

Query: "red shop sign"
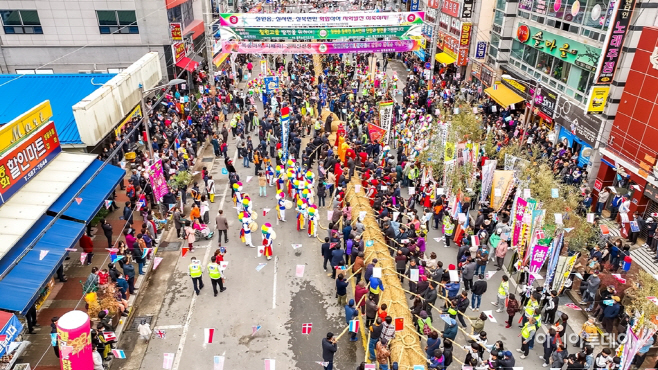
(441, 0, 461, 17)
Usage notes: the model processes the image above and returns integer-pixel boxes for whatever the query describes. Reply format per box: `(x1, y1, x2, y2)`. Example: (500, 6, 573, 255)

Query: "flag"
(263, 208, 271, 216)
(163, 353, 175, 369)
(105, 200, 113, 209)
(493, 83, 498, 91)
(102, 331, 117, 341)
(112, 349, 126, 359)
(252, 325, 262, 335)
(153, 257, 163, 270)
(214, 356, 225, 370)
(39, 250, 49, 260)
(296, 265, 305, 277)
(471, 235, 480, 247)
(175, 138, 181, 150)
(156, 330, 166, 339)
(142, 248, 151, 259)
(367, 123, 387, 143)
(264, 359, 275, 370)
(75, 197, 83, 205)
(204, 328, 215, 344)
(394, 317, 404, 331)
(182, 247, 189, 257)
(80, 253, 88, 265)
(60, 345, 74, 359)
(302, 323, 312, 335)
(349, 319, 359, 333)
(316, 362, 329, 367)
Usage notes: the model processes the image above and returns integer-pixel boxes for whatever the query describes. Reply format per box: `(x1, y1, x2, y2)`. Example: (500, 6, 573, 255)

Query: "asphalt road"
(112, 56, 549, 370)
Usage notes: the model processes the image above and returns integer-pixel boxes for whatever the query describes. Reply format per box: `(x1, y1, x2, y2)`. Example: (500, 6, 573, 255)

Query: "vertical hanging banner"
(281, 106, 290, 160)
(585, 85, 610, 113)
(461, 0, 474, 19)
(170, 23, 182, 41)
(149, 159, 169, 202)
(593, 0, 636, 84)
(527, 240, 550, 286)
(378, 100, 394, 144)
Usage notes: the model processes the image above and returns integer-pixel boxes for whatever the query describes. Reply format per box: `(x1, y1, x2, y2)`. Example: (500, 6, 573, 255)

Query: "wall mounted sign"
(593, 0, 637, 84)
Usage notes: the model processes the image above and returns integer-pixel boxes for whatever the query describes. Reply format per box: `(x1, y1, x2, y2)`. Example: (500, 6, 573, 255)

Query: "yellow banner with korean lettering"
(115, 104, 142, 136)
(586, 86, 610, 113)
(0, 100, 53, 155)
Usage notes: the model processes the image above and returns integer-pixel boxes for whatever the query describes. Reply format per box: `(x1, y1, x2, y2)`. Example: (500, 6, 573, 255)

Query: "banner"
(586, 85, 610, 113)
(281, 106, 290, 161)
(368, 123, 387, 143)
(219, 12, 425, 28)
(511, 197, 528, 248)
(218, 26, 413, 40)
(148, 160, 169, 203)
(0, 313, 23, 357)
(594, 0, 636, 84)
(263, 76, 279, 94)
(115, 104, 141, 136)
(553, 254, 577, 294)
(221, 40, 420, 54)
(170, 23, 182, 41)
(544, 232, 563, 290)
(527, 241, 549, 286)
(378, 101, 394, 144)
(0, 121, 61, 206)
(490, 170, 515, 211)
(0, 100, 52, 155)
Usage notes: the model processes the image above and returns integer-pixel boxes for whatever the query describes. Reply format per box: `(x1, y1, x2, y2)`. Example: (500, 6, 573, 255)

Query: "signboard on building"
(554, 95, 602, 147)
(441, 0, 460, 17)
(501, 70, 559, 120)
(586, 86, 610, 113)
(462, 0, 474, 19)
(0, 101, 53, 156)
(172, 42, 186, 63)
(644, 183, 658, 203)
(170, 23, 182, 42)
(475, 41, 488, 59)
(516, 23, 601, 71)
(439, 31, 460, 60)
(428, 0, 440, 9)
(594, 0, 637, 84)
(114, 104, 142, 136)
(0, 121, 61, 206)
(410, 0, 420, 11)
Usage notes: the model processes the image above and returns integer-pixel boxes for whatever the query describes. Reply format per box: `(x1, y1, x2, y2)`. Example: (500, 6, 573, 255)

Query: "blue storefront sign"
(558, 126, 592, 168)
(414, 49, 426, 60)
(410, 0, 420, 11)
(0, 313, 23, 357)
(422, 24, 433, 38)
(475, 41, 488, 59)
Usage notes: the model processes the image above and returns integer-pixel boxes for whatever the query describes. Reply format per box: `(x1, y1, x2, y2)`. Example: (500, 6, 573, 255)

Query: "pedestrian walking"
(207, 256, 226, 296)
(321, 332, 337, 370)
(188, 256, 204, 295)
(215, 210, 229, 246)
(471, 274, 487, 311)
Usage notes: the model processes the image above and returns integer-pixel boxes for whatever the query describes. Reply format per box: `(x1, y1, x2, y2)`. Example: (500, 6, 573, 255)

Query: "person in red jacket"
(80, 233, 94, 265)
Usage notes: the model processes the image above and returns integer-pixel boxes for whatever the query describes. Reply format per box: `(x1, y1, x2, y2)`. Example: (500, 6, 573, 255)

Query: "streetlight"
(139, 79, 186, 163)
(500, 74, 540, 148)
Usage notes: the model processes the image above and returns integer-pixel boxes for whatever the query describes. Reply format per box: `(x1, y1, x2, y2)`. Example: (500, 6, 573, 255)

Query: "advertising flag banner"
(349, 319, 360, 332)
(170, 23, 182, 41)
(218, 26, 414, 40)
(221, 40, 420, 54)
(149, 160, 169, 202)
(219, 12, 425, 28)
(378, 100, 394, 144)
(367, 123, 387, 143)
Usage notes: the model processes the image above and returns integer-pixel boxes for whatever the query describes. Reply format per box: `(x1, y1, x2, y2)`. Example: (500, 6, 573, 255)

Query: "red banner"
(441, 0, 461, 17)
(170, 23, 182, 41)
(0, 121, 61, 205)
(368, 123, 387, 143)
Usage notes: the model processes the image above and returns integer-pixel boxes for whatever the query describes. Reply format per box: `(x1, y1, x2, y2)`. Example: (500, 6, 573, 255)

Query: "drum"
(284, 200, 293, 209)
(270, 229, 277, 240)
(249, 221, 258, 232)
(252, 212, 258, 220)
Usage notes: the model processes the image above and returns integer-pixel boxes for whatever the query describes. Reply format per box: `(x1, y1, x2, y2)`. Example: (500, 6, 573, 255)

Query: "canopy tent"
(435, 52, 456, 65)
(484, 83, 525, 108)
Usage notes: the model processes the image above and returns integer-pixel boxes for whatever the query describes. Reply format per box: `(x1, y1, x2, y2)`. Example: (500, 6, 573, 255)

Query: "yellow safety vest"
(314, 121, 321, 130)
(498, 281, 508, 296)
(207, 263, 221, 279)
(525, 300, 539, 316)
(521, 322, 534, 339)
(189, 264, 202, 278)
(370, 285, 381, 295)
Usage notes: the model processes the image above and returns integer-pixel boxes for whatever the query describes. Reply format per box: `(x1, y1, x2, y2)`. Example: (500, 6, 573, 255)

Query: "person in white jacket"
(138, 319, 152, 342)
(92, 345, 104, 370)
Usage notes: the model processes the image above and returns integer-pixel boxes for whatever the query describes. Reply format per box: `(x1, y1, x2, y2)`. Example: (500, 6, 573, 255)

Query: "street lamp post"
(139, 78, 186, 164)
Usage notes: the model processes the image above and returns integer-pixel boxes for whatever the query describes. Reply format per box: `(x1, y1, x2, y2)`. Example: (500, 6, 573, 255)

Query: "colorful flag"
(471, 235, 480, 247)
(204, 328, 215, 344)
(394, 317, 404, 331)
(112, 349, 126, 359)
(367, 123, 387, 143)
(182, 247, 189, 257)
(163, 353, 175, 369)
(302, 323, 312, 335)
(252, 325, 262, 335)
(349, 319, 359, 333)
(296, 265, 305, 277)
(265, 359, 275, 370)
(256, 263, 267, 272)
(492, 83, 498, 90)
(102, 331, 117, 341)
(153, 257, 163, 270)
(156, 330, 166, 339)
(263, 208, 271, 216)
(482, 310, 497, 323)
(75, 197, 83, 205)
(142, 248, 151, 259)
(80, 253, 88, 265)
(214, 356, 225, 370)
(39, 250, 49, 260)
(105, 200, 113, 209)
(247, 176, 253, 182)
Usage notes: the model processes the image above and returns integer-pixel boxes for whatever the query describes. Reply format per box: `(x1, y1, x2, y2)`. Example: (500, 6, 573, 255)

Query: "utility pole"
(203, 0, 215, 88)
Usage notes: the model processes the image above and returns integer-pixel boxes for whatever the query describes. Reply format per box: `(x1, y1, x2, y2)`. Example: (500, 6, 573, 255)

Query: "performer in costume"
(307, 204, 318, 238)
(276, 190, 286, 222)
(232, 182, 243, 213)
(239, 211, 255, 248)
(266, 163, 275, 186)
(261, 223, 274, 260)
(296, 199, 307, 232)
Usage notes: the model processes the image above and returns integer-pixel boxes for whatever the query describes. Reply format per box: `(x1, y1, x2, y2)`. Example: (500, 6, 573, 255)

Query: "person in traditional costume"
(276, 190, 286, 222)
(261, 223, 274, 260)
(239, 211, 255, 248)
(307, 204, 318, 238)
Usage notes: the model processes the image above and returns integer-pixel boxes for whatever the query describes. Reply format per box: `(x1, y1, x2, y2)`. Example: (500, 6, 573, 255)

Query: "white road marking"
(171, 149, 237, 370)
(154, 324, 183, 330)
(272, 255, 278, 309)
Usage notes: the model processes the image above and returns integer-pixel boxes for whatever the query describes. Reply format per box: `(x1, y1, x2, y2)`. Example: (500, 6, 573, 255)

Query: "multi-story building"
(0, 0, 207, 78)
(482, 0, 658, 184)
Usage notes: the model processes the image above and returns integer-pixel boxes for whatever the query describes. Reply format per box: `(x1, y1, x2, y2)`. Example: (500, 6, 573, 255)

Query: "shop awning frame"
(484, 83, 526, 107)
(48, 159, 125, 224)
(435, 52, 456, 65)
(176, 57, 200, 72)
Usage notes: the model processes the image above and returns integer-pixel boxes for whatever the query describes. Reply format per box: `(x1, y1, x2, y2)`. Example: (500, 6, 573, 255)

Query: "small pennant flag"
(182, 247, 189, 257)
(551, 188, 559, 198)
(75, 197, 83, 205)
(349, 319, 359, 333)
(355, 184, 361, 193)
(263, 208, 271, 216)
(394, 317, 404, 331)
(113, 255, 125, 263)
(564, 227, 575, 233)
(112, 349, 126, 359)
(365, 364, 376, 370)
(247, 176, 253, 183)
(373, 267, 382, 278)
(302, 323, 312, 335)
(135, 203, 142, 212)
(482, 310, 497, 323)
(252, 325, 262, 335)
(65, 248, 77, 252)
(587, 213, 595, 223)
(163, 353, 175, 369)
(204, 328, 215, 344)
(647, 296, 658, 306)
(39, 250, 49, 260)
(327, 211, 333, 220)
(221, 168, 228, 175)
(102, 331, 117, 341)
(105, 200, 113, 209)
(264, 359, 275, 370)
(214, 356, 225, 370)
(156, 330, 166, 339)
(565, 303, 582, 310)
(80, 252, 88, 265)
(168, 204, 175, 211)
(410, 268, 419, 282)
(292, 244, 302, 249)
(153, 257, 163, 270)
(316, 362, 329, 367)
(612, 274, 626, 284)
(471, 235, 480, 247)
(296, 265, 305, 277)
(60, 345, 74, 359)
(365, 240, 374, 247)
(142, 248, 151, 259)
(485, 271, 496, 280)
(219, 261, 229, 270)
(120, 161, 126, 169)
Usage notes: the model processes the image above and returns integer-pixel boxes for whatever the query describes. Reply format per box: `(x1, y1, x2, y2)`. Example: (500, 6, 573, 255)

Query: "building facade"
(0, 0, 206, 78)
(483, 0, 658, 185)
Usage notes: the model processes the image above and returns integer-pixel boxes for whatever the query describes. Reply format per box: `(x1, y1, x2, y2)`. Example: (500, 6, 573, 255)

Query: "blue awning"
(48, 160, 125, 223)
(0, 216, 84, 315)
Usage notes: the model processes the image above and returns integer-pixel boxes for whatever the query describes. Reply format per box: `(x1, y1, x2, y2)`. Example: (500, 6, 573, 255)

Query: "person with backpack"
(417, 310, 433, 337)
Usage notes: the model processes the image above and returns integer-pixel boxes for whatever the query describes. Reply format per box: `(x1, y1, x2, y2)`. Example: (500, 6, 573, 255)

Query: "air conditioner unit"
(78, 70, 92, 74)
(93, 70, 107, 74)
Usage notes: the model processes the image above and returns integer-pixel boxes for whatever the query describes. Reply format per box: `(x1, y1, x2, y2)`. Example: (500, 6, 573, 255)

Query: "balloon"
(554, 0, 562, 12)
(591, 4, 602, 20)
(571, 0, 580, 16)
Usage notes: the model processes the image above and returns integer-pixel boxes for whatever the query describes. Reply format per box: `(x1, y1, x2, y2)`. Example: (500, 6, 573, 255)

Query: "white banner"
(379, 101, 394, 144)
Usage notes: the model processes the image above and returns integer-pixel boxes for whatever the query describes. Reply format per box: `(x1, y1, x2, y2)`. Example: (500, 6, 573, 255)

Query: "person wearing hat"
(344, 299, 359, 342)
(498, 350, 516, 368)
(441, 309, 458, 342)
(321, 332, 337, 370)
(601, 296, 621, 333)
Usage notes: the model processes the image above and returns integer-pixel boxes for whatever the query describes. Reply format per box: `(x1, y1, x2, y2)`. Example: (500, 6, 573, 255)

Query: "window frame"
(0, 10, 43, 34)
(96, 10, 139, 35)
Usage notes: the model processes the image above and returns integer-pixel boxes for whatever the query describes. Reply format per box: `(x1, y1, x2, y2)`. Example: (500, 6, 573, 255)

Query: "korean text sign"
(594, 0, 636, 84)
(0, 121, 61, 205)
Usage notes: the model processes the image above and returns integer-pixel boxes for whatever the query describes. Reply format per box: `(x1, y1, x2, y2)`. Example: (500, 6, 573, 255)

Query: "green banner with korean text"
(217, 26, 415, 40)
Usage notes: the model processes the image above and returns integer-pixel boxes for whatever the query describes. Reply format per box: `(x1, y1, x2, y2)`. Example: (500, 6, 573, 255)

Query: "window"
(563, 0, 584, 24)
(489, 45, 499, 58)
(583, 0, 609, 29)
(536, 52, 554, 75)
(511, 39, 525, 60)
(496, 0, 507, 11)
(167, 1, 194, 29)
(494, 10, 504, 26)
(551, 57, 570, 83)
(518, 10, 530, 19)
(0, 10, 42, 34)
(97, 10, 138, 34)
(523, 44, 538, 66)
(490, 33, 501, 48)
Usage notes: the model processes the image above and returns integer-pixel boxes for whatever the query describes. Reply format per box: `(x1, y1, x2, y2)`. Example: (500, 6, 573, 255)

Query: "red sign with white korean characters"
(428, 0, 440, 9)
(441, 0, 461, 17)
(0, 121, 61, 205)
(440, 31, 460, 60)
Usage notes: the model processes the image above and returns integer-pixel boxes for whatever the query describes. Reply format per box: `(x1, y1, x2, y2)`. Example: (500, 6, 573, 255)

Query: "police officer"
(207, 256, 226, 297)
(188, 257, 204, 295)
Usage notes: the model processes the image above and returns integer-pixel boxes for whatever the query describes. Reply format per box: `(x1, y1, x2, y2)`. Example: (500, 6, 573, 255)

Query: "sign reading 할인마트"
(0, 100, 53, 155)
(0, 121, 61, 205)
